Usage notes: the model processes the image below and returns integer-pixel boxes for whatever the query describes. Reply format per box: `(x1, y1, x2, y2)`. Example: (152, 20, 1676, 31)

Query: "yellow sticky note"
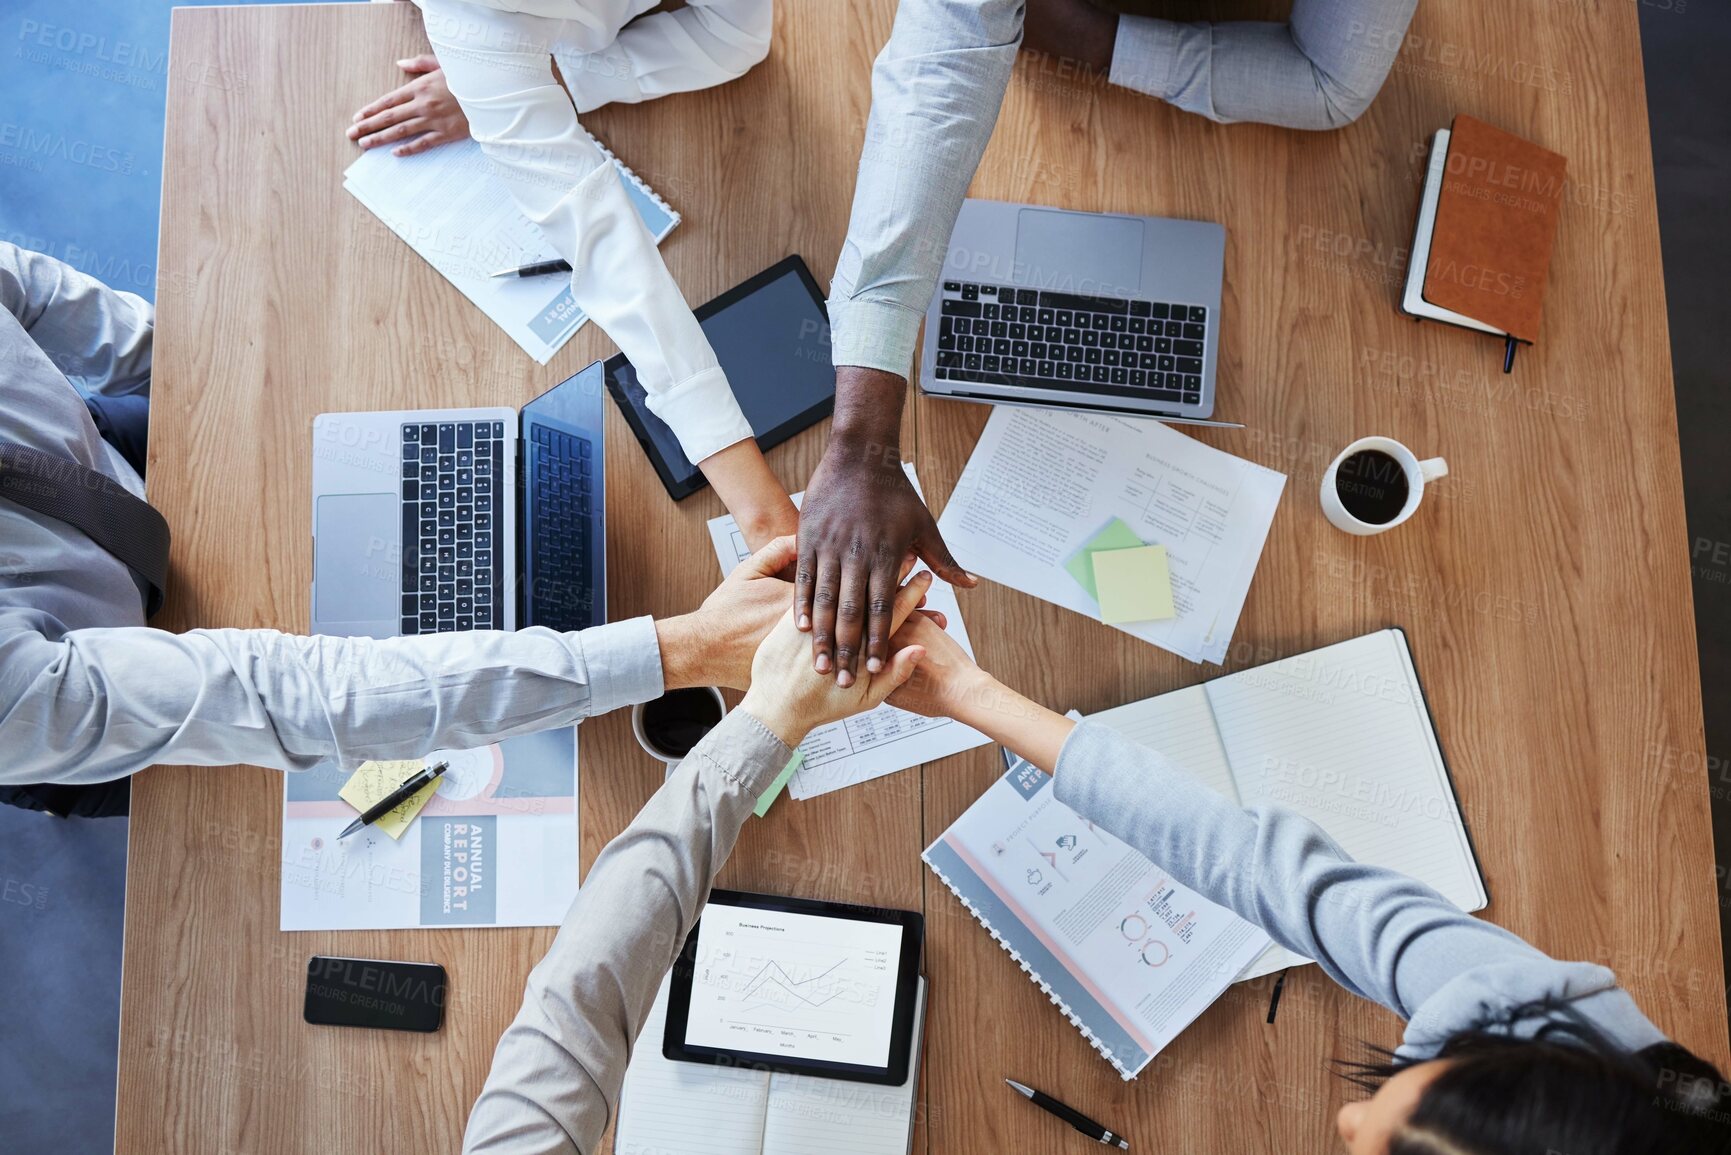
(1091, 545, 1176, 624)
(339, 759, 440, 840)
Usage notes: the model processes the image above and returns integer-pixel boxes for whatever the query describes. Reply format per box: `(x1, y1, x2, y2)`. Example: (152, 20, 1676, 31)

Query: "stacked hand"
(742, 570, 936, 747)
(659, 535, 944, 696)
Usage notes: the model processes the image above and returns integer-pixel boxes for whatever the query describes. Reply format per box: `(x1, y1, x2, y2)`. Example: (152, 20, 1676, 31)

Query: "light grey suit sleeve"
(463, 708, 793, 1154)
(0, 617, 664, 786)
(1053, 720, 1667, 1057)
(826, 0, 1024, 378)
(0, 239, 152, 397)
(1109, 0, 1421, 129)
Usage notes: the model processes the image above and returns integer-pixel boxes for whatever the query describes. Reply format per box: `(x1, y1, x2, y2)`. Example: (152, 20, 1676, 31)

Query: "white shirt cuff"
(554, 47, 643, 115)
(826, 296, 924, 379)
(578, 615, 666, 717)
(641, 365, 755, 465)
(1109, 15, 1177, 98)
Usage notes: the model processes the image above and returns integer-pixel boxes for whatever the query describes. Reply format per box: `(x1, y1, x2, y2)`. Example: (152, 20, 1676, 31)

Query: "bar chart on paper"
(684, 902, 905, 1067)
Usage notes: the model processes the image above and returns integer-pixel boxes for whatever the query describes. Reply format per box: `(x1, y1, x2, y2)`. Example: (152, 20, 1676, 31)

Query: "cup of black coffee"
(632, 686, 727, 763)
(1320, 437, 1448, 535)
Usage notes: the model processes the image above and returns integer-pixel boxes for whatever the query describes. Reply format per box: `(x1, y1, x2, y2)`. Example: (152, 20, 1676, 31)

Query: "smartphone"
(303, 955, 447, 1033)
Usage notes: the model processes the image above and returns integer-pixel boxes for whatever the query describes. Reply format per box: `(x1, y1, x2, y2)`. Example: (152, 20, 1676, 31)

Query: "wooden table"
(123, 3, 1726, 1151)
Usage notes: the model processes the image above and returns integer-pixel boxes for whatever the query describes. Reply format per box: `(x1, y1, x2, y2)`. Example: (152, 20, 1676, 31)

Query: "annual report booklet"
(615, 975, 927, 1155)
(279, 727, 580, 931)
(925, 629, 1486, 1075)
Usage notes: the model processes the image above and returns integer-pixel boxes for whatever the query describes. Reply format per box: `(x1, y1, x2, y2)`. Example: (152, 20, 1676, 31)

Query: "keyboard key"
(457, 424, 472, 450)
(1156, 336, 1172, 354)
(1150, 303, 1170, 319)
(983, 354, 1000, 371)
(1040, 291, 1128, 314)
(1129, 300, 1151, 317)
(1128, 317, 1146, 334)
(991, 321, 1008, 338)
(1165, 320, 1185, 337)
(944, 281, 960, 291)
(1176, 357, 1203, 375)
(439, 424, 455, 453)
(1111, 367, 1129, 385)
(993, 339, 1011, 356)
(982, 303, 999, 320)
(961, 284, 978, 300)
(1188, 305, 1208, 323)
(941, 298, 982, 317)
(1055, 310, 1072, 326)
(1037, 308, 1054, 325)
(1090, 314, 1110, 331)
(1183, 323, 1206, 341)
(1175, 339, 1204, 358)
(1109, 315, 1127, 333)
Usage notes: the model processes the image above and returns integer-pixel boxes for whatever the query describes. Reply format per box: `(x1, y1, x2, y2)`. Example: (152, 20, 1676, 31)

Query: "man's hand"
(656, 535, 800, 692)
(348, 55, 469, 157)
(796, 368, 975, 688)
(741, 575, 931, 747)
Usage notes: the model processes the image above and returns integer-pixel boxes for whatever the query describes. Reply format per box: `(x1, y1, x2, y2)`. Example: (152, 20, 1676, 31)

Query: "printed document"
(935, 407, 1285, 663)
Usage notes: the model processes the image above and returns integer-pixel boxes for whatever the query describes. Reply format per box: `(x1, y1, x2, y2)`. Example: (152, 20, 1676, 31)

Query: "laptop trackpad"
(1015, 208, 1144, 298)
(314, 492, 399, 629)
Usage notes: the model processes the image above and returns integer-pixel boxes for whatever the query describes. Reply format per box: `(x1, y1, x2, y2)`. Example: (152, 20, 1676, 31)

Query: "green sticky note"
(1092, 544, 1176, 624)
(1063, 518, 1146, 599)
(753, 750, 805, 817)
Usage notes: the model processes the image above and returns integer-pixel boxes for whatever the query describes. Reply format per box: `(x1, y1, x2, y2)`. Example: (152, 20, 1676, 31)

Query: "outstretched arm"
(462, 568, 931, 1154)
(888, 616, 1665, 1055)
(799, 0, 1023, 683)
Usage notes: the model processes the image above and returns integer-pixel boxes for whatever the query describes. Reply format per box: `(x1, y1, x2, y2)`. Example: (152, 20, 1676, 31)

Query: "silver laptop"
(918, 198, 1233, 425)
(310, 363, 607, 640)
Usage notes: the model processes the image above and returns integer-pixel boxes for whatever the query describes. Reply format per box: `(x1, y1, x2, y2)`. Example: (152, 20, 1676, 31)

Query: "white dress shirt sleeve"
(421, 0, 754, 465)
(552, 0, 772, 114)
(0, 616, 663, 786)
(826, 0, 1023, 379)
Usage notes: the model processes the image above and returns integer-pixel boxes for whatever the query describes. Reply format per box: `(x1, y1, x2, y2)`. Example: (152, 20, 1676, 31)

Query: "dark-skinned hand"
(795, 428, 974, 687)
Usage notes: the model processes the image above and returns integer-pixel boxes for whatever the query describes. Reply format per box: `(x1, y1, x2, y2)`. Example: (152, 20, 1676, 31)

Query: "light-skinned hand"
(741, 571, 932, 746)
(348, 55, 469, 157)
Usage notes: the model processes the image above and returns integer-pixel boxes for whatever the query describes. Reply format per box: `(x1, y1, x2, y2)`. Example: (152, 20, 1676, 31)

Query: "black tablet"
(663, 889, 924, 1085)
(605, 255, 835, 501)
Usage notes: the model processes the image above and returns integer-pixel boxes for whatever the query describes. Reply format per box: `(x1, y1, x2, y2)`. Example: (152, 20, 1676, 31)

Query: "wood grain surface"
(122, 2, 1725, 1152)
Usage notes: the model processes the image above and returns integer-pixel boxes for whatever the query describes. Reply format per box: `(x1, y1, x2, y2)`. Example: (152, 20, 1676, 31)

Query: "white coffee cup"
(631, 686, 728, 765)
(1320, 436, 1448, 535)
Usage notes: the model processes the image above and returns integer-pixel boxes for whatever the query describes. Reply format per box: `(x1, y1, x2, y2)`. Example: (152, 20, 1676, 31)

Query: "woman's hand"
(740, 573, 932, 746)
(883, 612, 995, 720)
(886, 613, 1076, 773)
(348, 55, 470, 157)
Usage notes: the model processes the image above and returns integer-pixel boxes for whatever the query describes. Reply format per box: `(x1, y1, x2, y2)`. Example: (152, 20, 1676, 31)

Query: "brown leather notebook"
(1422, 115, 1567, 343)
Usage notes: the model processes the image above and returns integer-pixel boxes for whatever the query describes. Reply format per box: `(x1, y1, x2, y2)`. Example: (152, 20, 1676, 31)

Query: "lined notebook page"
(1084, 685, 1241, 805)
(760, 981, 925, 1155)
(1206, 631, 1485, 912)
(615, 977, 771, 1155)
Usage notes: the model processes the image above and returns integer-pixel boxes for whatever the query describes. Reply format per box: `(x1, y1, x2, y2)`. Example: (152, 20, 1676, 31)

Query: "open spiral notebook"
(924, 628, 1486, 1078)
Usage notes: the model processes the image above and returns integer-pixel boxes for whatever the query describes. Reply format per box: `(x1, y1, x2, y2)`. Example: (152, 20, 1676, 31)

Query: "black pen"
(337, 761, 448, 840)
(489, 258, 571, 278)
(1005, 1079, 1128, 1149)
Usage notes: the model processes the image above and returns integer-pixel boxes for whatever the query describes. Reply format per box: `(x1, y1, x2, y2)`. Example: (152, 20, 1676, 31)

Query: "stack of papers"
(343, 139, 678, 364)
(706, 465, 991, 799)
(935, 407, 1286, 663)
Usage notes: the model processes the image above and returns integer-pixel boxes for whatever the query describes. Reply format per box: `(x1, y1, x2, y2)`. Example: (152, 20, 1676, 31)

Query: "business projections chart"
(683, 902, 904, 1067)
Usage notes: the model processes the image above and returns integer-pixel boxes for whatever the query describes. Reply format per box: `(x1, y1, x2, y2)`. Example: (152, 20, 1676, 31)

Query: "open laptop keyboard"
(933, 282, 1208, 406)
(526, 423, 596, 632)
(400, 420, 504, 634)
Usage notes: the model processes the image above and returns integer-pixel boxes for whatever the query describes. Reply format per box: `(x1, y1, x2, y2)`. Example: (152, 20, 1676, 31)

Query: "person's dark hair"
(1333, 1001, 1731, 1155)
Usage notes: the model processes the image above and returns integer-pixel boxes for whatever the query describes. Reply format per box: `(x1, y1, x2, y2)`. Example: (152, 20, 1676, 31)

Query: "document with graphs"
(925, 629, 1486, 1074)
